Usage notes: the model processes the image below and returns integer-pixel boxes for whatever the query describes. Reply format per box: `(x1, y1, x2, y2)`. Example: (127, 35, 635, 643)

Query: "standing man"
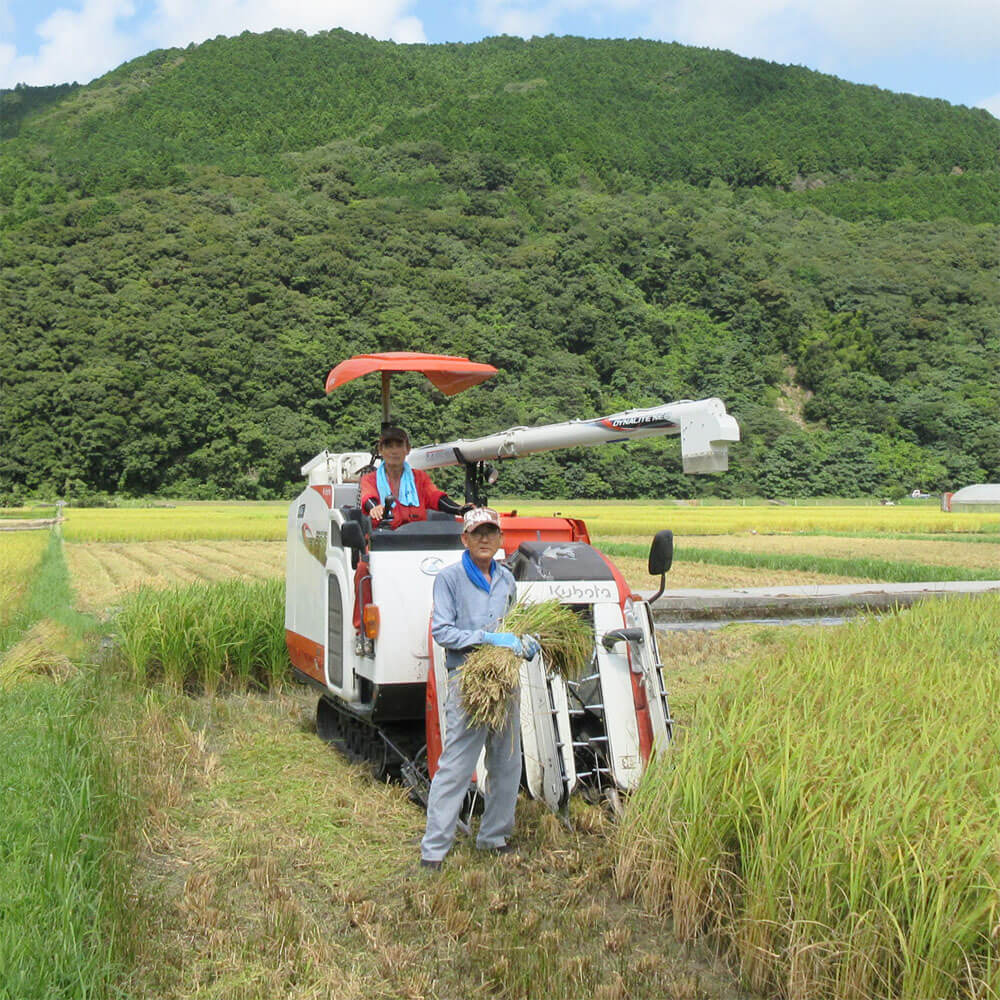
(421, 507, 540, 870)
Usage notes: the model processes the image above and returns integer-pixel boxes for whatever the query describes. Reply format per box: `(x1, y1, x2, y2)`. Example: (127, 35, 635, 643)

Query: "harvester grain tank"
(285, 353, 740, 812)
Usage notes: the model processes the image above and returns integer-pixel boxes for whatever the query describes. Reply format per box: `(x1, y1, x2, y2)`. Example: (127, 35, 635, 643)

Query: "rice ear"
(460, 599, 593, 730)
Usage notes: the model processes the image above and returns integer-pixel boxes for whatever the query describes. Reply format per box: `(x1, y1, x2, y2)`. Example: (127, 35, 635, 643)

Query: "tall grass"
(599, 540, 1000, 583)
(116, 577, 287, 691)
(0, 672, 137, 1000)
(616, 595, 1000, 999)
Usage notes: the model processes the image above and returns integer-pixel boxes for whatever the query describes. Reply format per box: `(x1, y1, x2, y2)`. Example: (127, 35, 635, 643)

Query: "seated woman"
(359, 425, 468, 526)
(353, 425, 469, 643)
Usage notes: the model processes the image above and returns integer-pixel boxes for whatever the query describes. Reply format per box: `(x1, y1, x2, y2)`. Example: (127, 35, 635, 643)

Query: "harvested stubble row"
(461, 599, 592, 731)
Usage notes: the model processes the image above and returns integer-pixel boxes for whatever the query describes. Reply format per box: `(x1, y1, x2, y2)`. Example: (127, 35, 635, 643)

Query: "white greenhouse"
(942, 484, 1000, 512)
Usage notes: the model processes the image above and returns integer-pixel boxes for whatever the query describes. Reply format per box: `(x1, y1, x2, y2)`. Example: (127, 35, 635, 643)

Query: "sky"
(1, 0, 998, 117)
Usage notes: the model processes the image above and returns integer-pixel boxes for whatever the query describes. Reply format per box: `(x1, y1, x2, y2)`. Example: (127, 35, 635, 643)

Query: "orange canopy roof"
(325, 352, 497, 396)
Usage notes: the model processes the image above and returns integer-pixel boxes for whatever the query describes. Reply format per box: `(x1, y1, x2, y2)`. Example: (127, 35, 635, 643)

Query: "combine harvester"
(286, 353, 739, 813)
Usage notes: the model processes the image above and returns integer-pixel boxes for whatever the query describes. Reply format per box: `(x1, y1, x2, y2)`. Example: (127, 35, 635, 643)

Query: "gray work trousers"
(421, 670, 522, 862)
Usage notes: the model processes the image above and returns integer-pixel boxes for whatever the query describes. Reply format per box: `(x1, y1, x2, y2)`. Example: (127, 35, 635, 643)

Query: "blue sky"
(2, 0, 998, 117)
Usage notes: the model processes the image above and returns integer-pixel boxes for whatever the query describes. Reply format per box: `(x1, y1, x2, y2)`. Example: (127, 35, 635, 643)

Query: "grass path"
(0, 534, 135, 1000)
(119, 688, 752, 1000)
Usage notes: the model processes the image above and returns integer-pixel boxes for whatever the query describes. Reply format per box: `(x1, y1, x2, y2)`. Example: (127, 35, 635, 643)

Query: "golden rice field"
(61, 503, 287, 542)
(509, 500, 1000, 537)
(8, 499, 1000, 1000)
(64, 540, 839, 614)
(603, 533, 1000, 572)
(0, 531, 49, 624)
(617, 595, 1000, 999)
(64, 540, 285, 613)
(41, 500, 997, 613)
(609, 554, 865, 589)
(44, 500, 1000, 545)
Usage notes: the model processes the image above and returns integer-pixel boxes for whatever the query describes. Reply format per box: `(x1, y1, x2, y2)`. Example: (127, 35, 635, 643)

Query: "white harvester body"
(285, 353, 739, 810)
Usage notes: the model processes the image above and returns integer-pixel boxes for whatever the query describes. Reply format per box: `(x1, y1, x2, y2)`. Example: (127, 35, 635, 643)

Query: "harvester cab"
(285, 352, 739, 813)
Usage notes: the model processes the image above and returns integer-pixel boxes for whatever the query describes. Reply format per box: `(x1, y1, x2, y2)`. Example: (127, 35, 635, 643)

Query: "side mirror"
(648, 529, 673, 576)
(341, 520, 366, 550)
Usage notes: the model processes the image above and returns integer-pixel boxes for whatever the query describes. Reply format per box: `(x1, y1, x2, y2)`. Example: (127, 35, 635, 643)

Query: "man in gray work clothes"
(420, 506, 539, 870)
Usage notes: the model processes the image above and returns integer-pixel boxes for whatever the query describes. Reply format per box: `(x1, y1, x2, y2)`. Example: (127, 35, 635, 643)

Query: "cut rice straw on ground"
(461, 599, 592, 731)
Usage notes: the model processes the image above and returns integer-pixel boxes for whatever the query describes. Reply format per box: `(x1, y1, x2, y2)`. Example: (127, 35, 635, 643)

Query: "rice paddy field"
(65, 540, 285, 613)
(60, 502, 287, 542)
(508, 498, 1000, 538)
(617, 595, 1000, 999)
(1, 498, 999, 1000)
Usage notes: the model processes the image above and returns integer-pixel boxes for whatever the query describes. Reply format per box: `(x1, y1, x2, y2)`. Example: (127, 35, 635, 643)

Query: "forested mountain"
(1, 31, 998, 501)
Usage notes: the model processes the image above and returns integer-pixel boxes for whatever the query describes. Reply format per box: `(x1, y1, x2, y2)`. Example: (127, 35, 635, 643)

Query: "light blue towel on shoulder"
(376, 461, 419, 506)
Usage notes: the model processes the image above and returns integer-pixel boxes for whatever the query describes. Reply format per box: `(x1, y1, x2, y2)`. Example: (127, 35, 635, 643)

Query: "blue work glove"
(520, 634, 541, 661)
(481, 632, 525, 657)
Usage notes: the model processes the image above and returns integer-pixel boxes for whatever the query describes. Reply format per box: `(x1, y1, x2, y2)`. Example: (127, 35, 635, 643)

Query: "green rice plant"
(616, 594, 1000, 999)
(115, 577, 287, 692)
(598, 540, 1000, 583)
(0, 671, 137, 1000)
(461, 599, 592, 730)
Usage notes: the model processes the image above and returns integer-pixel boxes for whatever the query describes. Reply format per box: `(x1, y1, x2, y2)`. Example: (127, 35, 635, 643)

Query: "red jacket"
(359, 467, 447, 529)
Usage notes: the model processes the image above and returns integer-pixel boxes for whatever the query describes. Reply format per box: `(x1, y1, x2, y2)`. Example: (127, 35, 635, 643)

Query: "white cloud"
(2, 0, 139, 85)
(468, 0, 1000, 70)
(646, 0, 1000, 62)
(148, 0, 425, 49)
(473, 0, 554, 36)
(976, 92, 1000, 118)
(473, 0, 643, 39)
(1, 0, 425, 88)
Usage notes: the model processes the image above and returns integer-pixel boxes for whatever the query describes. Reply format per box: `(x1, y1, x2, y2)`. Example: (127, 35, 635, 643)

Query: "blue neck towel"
(462, 550, 495, 593)
(376, 461, 419, 507)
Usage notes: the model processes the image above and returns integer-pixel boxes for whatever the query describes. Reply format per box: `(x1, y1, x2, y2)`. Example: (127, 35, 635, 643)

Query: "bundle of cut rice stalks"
(0, 619, 78, 691)
(461, 599, 593, 730)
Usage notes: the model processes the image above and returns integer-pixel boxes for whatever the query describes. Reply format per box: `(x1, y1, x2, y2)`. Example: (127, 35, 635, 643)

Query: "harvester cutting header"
(286, 352, 739, 815)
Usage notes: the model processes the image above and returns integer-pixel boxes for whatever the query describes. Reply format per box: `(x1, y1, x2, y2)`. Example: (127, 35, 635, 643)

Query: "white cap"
(462, 506, 501, 532)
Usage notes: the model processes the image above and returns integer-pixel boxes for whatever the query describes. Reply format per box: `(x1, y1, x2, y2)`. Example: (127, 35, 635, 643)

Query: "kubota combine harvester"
(285, 353, 739, 813)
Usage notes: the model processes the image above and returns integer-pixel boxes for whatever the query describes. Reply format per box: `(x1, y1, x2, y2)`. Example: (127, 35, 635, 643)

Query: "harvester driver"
(420, 507, 540, 870)
(359, 424, 468, 528)
(353, 425, 470, 641)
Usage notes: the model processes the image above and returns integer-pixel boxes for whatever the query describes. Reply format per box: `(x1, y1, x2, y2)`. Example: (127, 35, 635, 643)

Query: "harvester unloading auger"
(285, 353, 739, 814)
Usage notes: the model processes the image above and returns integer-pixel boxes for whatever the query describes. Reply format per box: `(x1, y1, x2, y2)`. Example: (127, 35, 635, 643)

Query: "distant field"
(52, 500, 1000, 544)
(667, 533, 1000, 571)
(508, 500, 1000, 537)
(61, 504, 287, 542)
(65, 539, 842, 613)
(609, 554, 864, 590)
(51, 501, 999, 612)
